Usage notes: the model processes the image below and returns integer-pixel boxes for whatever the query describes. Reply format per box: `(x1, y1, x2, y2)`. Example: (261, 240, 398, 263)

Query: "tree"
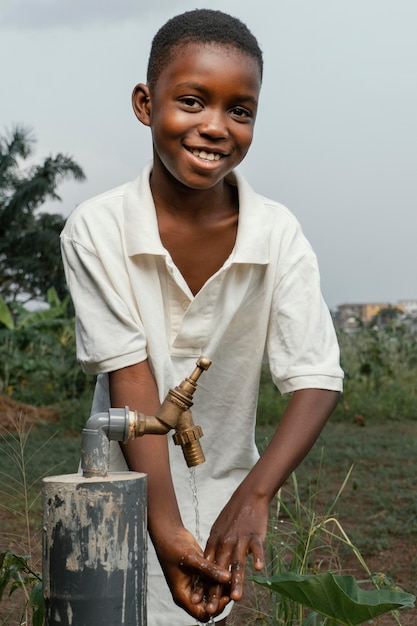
(0, 125, 85, 303)
(369, 305, 403, 329)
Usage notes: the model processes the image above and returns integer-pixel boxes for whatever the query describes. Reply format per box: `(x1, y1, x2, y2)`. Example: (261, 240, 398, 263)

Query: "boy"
(61, 9, 343, 625)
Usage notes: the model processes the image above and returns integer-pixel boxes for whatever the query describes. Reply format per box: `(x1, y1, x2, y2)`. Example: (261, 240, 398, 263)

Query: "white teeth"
(191, 149, 221, 161)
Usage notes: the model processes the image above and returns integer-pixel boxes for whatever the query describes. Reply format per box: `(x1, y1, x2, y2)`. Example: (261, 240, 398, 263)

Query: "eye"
(179, 96, 203, 110)
(230, 106, 253, 120)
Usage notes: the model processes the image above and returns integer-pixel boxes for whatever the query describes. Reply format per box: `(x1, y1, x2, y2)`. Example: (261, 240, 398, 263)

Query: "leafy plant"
(244, 471, 415, 625)
(0, 124, 85, 303)
(253, 572, 414, 626)
(336, 323, 417, 422)
(0, 551, 43, 626)
(0, 288, 94, 409)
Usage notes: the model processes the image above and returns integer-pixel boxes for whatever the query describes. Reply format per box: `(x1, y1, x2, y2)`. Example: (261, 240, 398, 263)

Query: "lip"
(184, 145, 228, 163)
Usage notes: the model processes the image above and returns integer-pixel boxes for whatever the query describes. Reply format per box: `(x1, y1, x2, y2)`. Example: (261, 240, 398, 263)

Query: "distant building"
(398, 299, 417, 315)
(333, 301, 407, 331)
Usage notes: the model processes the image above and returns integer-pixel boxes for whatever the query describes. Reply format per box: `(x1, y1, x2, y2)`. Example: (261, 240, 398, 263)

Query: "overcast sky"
(1, 0, 416, 309)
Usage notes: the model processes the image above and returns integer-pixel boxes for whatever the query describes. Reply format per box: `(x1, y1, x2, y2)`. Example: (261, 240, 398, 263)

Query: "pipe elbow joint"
(81, 412, 111, 478)
(81, 408, 132, 478)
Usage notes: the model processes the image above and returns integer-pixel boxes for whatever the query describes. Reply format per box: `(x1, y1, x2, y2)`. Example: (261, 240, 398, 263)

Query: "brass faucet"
(81, 357, 212, 477)
(128, 356, 212, 466)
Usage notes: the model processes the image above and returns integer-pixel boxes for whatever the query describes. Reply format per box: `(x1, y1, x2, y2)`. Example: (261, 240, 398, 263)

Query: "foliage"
(0, 288, 94, 412)
(0, 125, 85, 303)
(0, 413, 81, 624)
(257, 323, 417, 426)
(0, 249, 415, 624)
(0, 551, 43, 626)
(244, 472, 415, 625)
(252, 572, 415, 626)
(336, 323, 417, 421)
(256, 420, 417, 572)
(0, 415, 60, 626)
(0, 414, 64, 543)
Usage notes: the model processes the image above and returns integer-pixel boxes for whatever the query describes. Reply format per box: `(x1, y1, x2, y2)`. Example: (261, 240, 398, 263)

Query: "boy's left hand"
(200, 491, 269, 611)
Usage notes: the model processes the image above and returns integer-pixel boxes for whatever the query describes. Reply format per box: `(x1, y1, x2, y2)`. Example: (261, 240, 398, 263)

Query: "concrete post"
(43, 472, 147, 626)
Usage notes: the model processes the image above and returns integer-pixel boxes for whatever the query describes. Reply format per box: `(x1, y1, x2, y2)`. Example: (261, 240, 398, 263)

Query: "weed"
(0, 413, 73, 625)
(230, 470, 415, 625)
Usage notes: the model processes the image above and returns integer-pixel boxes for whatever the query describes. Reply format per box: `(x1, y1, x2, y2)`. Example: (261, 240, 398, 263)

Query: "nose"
(198, 108, 228, 139)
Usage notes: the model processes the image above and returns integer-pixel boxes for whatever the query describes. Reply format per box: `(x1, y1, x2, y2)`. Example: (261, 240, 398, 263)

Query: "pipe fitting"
(172, 410, 205, 467)
(81, 357, 211, 477)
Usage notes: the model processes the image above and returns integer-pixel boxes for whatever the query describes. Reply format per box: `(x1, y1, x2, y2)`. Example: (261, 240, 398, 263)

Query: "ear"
(132, 83, 152, 126)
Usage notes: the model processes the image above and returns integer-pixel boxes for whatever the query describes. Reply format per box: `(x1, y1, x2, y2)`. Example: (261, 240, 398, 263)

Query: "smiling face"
(133, 42, 262, 194)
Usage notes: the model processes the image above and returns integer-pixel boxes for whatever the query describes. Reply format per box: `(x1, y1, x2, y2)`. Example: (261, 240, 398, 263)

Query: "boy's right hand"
(154, 525, 232, 621)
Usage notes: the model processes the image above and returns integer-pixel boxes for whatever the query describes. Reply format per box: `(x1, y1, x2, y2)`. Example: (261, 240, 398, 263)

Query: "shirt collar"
(124, 161, 270, 264)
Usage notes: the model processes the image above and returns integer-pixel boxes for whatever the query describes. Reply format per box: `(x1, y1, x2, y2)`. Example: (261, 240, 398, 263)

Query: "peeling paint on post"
(43, 472, 147, 626)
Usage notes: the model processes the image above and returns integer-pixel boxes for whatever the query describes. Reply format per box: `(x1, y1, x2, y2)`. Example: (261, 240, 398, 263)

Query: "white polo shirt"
(61, 162, 343, 625)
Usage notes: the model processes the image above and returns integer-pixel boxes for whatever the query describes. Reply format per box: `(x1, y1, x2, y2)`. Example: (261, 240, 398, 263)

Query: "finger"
(172, 586, 209, 622)
(204, 581, 227, 615)
(191, 575, 205, 605)
(249, 535, 265, 571)
(190, 580, 231, 620)
(185, 552, 231, 584)
(229, 559, 246, 601)
(204, 535, 234, 573)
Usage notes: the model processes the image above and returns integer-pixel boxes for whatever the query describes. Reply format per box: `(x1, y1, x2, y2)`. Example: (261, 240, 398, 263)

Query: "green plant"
(0, 289, 94, 409)
(0, 124, 85, 304)
(0, 551, 43, 626)
(335, 324, 417, 422)
(0, 414, 67, 625)
(253, 571, 414, 626)
(244, 471, 415, 625)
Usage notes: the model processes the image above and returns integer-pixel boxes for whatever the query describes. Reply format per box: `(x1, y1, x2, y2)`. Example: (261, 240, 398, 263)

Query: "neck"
(149, 165, 237, 223)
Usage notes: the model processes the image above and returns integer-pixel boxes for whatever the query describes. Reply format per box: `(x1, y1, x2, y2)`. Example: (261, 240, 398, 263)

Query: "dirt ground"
(0, 395, 57, 432)
(0, 398, 415, 625)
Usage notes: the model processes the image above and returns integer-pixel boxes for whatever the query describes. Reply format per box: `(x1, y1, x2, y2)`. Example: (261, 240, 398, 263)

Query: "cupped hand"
(153, 525, 232, 621)
(203, 492, 269, 610)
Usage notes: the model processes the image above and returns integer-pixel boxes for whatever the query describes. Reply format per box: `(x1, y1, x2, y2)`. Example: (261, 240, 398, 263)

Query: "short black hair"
(147, 9, 263, 92)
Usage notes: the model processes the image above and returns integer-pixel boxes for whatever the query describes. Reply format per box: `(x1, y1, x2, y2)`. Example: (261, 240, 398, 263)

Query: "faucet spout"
(172, 409, 205, 467)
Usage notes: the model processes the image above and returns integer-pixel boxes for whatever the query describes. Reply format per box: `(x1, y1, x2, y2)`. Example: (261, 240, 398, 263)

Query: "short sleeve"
(267, 245, 343, 395)
(61, 235, 147, 374)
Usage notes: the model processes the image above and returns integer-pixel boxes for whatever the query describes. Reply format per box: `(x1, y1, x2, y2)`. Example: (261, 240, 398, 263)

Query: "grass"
(0, 415, 81, 625)
(286, 420, 417, 555)
(1, 372, 417, 624)
(256, 419, 417, 561)
(0, 416, 81, 554)
(228, 420, 417, 625)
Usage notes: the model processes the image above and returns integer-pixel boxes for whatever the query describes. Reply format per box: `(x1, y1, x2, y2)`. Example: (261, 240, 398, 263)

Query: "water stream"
(188, 467, 203, 543)
(189, 470, 216, 626)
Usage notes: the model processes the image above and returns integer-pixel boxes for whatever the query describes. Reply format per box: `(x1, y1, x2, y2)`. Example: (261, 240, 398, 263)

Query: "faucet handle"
(178, 356, 212, 395)
(196, 356, 212, 371)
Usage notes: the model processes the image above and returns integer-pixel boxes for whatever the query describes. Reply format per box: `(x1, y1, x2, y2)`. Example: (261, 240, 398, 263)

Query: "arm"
(109, 360, 231, 620)
(202, 388, 339, 612)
